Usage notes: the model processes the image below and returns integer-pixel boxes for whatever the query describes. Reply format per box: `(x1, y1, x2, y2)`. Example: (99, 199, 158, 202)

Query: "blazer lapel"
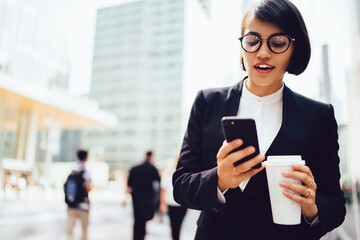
(265, 85, 303, 156)
(223, 77, 246, 117)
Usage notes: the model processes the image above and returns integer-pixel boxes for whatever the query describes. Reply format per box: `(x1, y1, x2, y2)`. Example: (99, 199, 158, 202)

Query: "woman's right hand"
(217, 139, 265, 192)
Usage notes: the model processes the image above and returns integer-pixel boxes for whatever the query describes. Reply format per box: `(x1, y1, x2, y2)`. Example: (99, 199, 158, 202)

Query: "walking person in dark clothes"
(126, 150, 161, 240)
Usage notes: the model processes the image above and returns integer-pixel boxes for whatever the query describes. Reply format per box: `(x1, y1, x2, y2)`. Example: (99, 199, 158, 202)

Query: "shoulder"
(201, 86, 232, 98)
(197, 85, 235, 103)
(130, 161, 154, 172)
(286, 86, 332, 115)
(130, 162, 142, 172)
(148, 162, 159, 172)
(192, 81, 242, 110)
(82, 169, 91, 181)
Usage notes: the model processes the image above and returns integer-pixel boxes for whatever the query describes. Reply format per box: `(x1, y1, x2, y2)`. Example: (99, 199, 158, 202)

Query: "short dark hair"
(240, 0, 311, 75)
(77, 149, 88, 161)
(146, 151, 153, 157)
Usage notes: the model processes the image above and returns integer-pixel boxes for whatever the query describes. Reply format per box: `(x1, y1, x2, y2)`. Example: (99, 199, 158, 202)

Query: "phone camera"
(231, 121, 235, 125)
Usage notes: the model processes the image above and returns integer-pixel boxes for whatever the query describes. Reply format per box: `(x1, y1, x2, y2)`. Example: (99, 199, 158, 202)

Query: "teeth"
(256, 65, 273, 69)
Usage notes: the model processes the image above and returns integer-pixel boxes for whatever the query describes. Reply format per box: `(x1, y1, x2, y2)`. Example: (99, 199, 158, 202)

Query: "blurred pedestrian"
(17, 175, 27, 199)
(126, 150, 161, 240)
(64, 149, 92, 240)
(160, 157, 187, 240)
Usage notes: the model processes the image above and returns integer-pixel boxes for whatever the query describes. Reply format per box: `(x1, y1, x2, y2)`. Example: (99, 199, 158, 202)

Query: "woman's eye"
(271, 42, 286, 48)
(246, 40, 259, 46)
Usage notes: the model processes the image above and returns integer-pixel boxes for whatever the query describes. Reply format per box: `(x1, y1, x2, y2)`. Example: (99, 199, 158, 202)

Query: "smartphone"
(221, 117, 262, 168)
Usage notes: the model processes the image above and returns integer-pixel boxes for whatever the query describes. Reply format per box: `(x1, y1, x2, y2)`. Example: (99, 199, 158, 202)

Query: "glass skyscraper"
(85, 0, 212, 169)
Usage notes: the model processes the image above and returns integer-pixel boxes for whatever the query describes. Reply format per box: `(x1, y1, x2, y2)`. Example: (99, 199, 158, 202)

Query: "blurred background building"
(0, 0, 117, 189)
(84, 0, 218, 169)
(348, 0, 360, 180)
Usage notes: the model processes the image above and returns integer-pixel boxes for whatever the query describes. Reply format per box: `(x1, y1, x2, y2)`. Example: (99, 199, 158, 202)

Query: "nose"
(257, 42, 271, 60)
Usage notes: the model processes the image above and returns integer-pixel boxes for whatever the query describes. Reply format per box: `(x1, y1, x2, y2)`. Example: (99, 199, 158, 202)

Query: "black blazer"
(173, 78, 346, 240)
(128, 161, 161, 219)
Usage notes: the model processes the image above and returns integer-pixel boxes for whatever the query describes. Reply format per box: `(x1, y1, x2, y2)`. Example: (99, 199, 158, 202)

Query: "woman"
(172, 0, 346, 239)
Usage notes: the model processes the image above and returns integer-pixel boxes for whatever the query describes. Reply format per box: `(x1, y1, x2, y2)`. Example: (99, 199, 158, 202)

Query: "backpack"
(64, 170, 87, 207)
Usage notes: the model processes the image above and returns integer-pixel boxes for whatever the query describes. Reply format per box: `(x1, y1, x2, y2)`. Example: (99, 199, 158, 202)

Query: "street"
(0, 188, 357, 240)
(0, 188, 199, 240)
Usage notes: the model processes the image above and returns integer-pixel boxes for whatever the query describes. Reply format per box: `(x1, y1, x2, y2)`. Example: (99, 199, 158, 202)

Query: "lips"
(254, 63, 274, 73)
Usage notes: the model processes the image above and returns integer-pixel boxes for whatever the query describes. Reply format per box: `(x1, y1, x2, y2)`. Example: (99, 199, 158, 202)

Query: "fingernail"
(248, 147, 254, 152)
(279, 181, 286, 187)
(282, 171, 288, 176)
(236, 139, 242, 145)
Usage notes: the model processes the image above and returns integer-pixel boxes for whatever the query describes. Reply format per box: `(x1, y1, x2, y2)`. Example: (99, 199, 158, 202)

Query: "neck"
(245, 78, 283, 97)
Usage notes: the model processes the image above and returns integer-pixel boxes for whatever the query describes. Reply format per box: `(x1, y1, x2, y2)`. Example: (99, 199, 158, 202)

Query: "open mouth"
(254, 65, 275, 70)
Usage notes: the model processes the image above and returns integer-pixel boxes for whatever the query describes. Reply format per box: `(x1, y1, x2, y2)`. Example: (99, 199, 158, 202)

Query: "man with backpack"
(64, 149, 92, 240)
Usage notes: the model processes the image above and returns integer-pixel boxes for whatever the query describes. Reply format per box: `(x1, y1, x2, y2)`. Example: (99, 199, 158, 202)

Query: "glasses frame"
(238, 33, 295, 54)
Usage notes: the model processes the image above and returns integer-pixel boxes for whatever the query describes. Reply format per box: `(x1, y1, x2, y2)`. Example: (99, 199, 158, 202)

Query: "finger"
(282, 190, 309, 204)
(282, 170, 311, 187)
(235, 162, 265, 179)
(217, 139, 243, 160)
(233, 154, 265, 173)
(217, 141, 228, 164)
(227, 145, 256, 165)
(279, 181, 310, 197)
(291, 164, 314, 179)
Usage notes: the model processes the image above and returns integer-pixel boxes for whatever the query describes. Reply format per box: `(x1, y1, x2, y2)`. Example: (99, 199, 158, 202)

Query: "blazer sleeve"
(311, 104, 346, 238)
(172, 90, 225, 213)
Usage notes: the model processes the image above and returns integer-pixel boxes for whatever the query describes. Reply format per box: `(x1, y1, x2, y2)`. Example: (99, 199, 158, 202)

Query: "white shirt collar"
(242, 79, 284, 104)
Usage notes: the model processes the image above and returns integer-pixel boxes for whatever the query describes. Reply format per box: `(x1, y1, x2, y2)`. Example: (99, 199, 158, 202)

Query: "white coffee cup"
(265, 155, 305, 225)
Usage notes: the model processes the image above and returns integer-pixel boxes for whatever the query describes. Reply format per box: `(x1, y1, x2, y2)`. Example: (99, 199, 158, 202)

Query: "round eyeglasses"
(238, 33, 295, 54)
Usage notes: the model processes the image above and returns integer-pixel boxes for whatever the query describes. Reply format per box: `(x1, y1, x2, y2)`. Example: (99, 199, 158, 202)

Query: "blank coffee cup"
(265, 155, 305, 225)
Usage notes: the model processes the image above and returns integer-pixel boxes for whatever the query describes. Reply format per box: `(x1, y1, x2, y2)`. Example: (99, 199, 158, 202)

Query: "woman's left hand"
(279, 164, 318, 221)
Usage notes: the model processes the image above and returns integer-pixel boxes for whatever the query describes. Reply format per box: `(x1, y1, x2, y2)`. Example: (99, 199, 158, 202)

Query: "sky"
(68, 0, 128, 96)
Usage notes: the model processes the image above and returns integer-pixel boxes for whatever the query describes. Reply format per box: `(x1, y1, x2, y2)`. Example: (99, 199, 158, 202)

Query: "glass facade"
(0, 0, 70, 89)
(0, 0, 71, 162)
(86, 0, 185, 169)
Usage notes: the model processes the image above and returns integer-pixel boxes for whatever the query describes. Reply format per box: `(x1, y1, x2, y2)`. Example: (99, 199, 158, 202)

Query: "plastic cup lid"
(266, 155, 305, 165)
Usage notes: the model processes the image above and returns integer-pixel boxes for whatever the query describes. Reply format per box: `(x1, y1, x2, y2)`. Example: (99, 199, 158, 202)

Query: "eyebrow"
(244, 31, 286, 37)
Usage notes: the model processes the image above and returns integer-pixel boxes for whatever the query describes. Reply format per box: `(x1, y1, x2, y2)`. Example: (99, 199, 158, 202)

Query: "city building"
(347, 0, 360, 179)
(84, 0, 220, 169)
(0, 0, 117, 187)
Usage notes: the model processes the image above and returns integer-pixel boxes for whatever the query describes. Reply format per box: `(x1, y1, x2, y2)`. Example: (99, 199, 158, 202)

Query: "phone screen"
(221, 117, 261, 168)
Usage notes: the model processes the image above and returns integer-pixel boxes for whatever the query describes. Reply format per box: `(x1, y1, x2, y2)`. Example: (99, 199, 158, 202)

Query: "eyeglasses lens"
(241, 34, 290, 53)
(242, 35, 260, 53)
(269, 35, 289, 53)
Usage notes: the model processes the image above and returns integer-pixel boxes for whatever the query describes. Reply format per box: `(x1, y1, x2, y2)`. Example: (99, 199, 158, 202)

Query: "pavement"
(0, 187, 199, 240)
(0, 187, 358, 240)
